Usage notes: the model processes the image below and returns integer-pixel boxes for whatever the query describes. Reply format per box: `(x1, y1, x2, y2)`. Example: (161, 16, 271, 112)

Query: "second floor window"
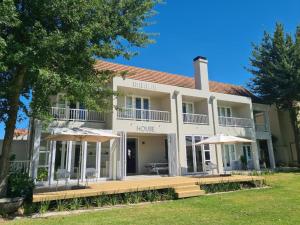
(218, 107, 232, 117)
(182, 102, 194, 114)
(125, 96, 150, 110)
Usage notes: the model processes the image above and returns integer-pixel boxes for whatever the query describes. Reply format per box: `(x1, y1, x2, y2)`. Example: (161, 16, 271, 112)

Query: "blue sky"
(1, 0, 300, 138)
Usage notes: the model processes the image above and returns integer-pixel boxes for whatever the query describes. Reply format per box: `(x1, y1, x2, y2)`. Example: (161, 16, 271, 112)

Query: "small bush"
(7, 171, 35, 201)
(36, 168, 48, 182)
(25, 188, 176, 215)
(68, 198, 82, 210)
(39, 201, 50, 214)
(55, 200, 67, 211)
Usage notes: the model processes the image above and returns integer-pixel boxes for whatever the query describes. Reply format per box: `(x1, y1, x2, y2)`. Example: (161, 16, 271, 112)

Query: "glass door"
(194, 136, 203, 172)
(135, 97, 142, 119)
(223, 144, 236, 170)
(185, 136, 194, 173)
(185, 135, 210, 173)
(143, 98, 149, 120)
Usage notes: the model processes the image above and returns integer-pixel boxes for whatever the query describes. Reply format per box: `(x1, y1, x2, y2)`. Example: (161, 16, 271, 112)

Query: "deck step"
(174, 185, 201, 192)
(176, 190, 205, 198)
(174, 184, 205, 199)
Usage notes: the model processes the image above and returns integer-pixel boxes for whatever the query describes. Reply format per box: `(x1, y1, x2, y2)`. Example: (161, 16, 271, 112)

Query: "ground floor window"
(37, 140, 50, 182)
(185, 135, 211, 173)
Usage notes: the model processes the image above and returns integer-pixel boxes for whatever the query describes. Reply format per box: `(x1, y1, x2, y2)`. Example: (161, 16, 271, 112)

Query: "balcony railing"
(10, 160, 30, 173)
(51, 107, 105, 122)
(117, 108, 170, 122)
(255, 123, 269, 132)
(218, 116, 253, 128)
(183, 113, 209, 125)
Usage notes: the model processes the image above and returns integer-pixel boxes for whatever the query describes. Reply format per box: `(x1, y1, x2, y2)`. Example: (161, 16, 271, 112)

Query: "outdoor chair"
(85, 168, 97, 186)
(205, 162, 217, 175)
(55, 169, 71, 190)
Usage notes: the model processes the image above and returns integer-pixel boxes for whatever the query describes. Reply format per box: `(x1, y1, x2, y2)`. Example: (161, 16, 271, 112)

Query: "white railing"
(255, 123, 269, 132)
(117, 108, 170, 122)
(218, 116, 253, 128)
(51, 107, 105, 122)
(9, 160, 30, 173)
(183, 113, 209, 125)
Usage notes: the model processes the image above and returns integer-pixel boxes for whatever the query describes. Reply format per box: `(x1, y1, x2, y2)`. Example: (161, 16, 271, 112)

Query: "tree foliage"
(0, 0, 158, 121)
(0, 0, 158, 196)
(248, 23, 300, 163)
(248, 23, 300, 108)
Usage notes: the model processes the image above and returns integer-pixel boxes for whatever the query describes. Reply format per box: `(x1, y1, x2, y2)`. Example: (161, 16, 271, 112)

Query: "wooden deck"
(32, 175, 265, 202)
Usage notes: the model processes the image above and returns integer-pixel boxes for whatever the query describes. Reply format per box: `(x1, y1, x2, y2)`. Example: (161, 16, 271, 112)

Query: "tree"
(248, 23, 300, 164)
(0, 0, 158, 196)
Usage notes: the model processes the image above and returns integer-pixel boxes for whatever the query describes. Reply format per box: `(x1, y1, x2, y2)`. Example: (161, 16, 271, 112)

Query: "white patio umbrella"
(45, 127, 119, 186)
(195, 134, 254, 174)
(45, 127, 119, 142)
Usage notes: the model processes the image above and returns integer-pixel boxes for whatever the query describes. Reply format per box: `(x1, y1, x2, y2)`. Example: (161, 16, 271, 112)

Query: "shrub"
(36, 168, 48, 181)
(38, 201, 50, 214)
(68, 198, 82, 210)
(7, 171, 35, 201)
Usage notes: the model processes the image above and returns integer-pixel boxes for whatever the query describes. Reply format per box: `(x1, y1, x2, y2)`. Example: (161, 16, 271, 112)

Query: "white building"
(22, 56, 277, 185)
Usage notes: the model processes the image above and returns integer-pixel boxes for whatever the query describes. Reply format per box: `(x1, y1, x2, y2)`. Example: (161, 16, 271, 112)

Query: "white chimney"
(193, 56, 209, 91)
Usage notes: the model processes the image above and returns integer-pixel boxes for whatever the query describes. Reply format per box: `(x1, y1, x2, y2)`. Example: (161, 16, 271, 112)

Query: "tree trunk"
(289, 106, 300, 165)
(0, 67, 26, 197)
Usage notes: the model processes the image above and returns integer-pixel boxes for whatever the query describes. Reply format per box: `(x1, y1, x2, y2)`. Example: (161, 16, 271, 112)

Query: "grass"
(7, 172, 300, 225)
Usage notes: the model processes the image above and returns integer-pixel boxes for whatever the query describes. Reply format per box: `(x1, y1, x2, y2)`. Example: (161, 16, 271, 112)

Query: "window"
(125, 96, 150, 110)
(218, 107, 232, 117)
(243, 145, 252, 161)
(126, 96, 133, 108)
(182, 102, 194, 114)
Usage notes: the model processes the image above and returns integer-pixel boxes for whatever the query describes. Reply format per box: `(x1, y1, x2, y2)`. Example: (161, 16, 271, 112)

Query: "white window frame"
(223, 144, 237, 168)
(243, 145, 252, 161)
(182, 102, 194, 114)
(125, 95, 151, 110)
(218, 106, 232, 117)
(184, 135, 211, 173)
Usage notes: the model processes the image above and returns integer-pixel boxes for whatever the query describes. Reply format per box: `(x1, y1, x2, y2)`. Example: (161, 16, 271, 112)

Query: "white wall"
(0, 140, 29, 160)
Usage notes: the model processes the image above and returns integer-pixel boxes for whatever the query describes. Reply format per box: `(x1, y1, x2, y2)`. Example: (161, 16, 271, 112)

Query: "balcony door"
(218, 107, 232, 117)
(126, 96, 150, 120)
(182, 102, 194, 114)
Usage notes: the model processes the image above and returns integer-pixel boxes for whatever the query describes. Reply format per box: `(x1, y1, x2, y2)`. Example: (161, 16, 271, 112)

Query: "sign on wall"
(136, 125, 155, 133)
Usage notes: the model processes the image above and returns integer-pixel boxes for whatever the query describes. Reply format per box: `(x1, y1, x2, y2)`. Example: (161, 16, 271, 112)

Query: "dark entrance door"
(259, 140, 270, 168)
(127, 138, 137, 174)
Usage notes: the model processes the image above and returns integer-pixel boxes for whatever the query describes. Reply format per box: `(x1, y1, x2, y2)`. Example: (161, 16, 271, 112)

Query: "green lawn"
(8, 172, 300, 225)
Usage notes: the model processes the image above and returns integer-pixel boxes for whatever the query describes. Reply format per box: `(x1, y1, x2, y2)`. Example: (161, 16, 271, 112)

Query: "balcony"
(183, 113, 209, 125)
(218, 116, 253, 128)
(117, 108, 170, 122)
(255, 123, 269, 132)
(51, 107, 105, 122)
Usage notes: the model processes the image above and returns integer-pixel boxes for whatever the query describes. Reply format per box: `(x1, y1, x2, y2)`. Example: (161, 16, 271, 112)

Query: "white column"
(66, 141, 73, 180)
(81, 141, 87, 182)
(251, 141, 260, 170)
(192, 141, 197, 172)
(48, 141, 56, 186)
(96, 142, 101, 179)
(267, 139, 276, 169)
(31, 119, 42, 180)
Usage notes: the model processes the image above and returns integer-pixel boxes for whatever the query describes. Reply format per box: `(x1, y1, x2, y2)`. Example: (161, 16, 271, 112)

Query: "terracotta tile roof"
(94, 60, 258, 100)
(14, 129, 29, 137)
